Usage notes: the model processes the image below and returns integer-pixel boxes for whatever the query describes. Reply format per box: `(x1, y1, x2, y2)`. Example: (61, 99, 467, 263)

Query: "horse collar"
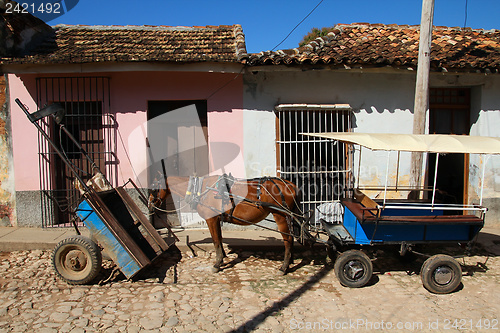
(185, 175, 205, 209)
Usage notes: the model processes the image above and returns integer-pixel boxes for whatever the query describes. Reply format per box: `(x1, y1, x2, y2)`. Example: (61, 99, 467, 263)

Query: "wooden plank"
(353, 189, 378, 209)
(115, 187, 170, 252)
(85, 191, 151, 267)
(377, 215, 484, 225)
(139, 230, 162, 255)
(342, 199, 378, 221)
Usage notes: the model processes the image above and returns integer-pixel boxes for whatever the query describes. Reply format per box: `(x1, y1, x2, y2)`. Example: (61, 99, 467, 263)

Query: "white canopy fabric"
(301, 132, 500, 154)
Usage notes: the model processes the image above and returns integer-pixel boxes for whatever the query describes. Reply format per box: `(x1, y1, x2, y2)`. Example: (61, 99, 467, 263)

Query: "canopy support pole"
(395, 151, 401, 191)
(383, 151, 391, 207)
(357, 146, 362, 189)
(480, 154, 491, 206)
(431, 153, 440, 209)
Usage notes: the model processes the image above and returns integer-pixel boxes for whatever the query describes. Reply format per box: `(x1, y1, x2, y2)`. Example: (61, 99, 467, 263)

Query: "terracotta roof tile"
(2, 24, 248, 65)
(247, 23, 500, 73)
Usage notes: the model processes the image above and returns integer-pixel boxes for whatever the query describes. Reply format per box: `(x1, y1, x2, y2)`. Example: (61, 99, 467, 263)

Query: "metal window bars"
(275, 104, 353, 228)
(35, 77, 116, 227)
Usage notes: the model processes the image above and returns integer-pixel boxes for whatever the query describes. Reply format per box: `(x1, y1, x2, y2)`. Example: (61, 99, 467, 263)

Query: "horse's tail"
(291, 181, 302, 217)
(275, 178, 304, 242)
(287, 179, 315, 247)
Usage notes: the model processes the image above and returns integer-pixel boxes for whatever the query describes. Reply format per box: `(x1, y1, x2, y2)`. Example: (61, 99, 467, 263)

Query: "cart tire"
(420, 254, 462, 294)
(334, 250, 373, 288)
(52, 235, 102, 285)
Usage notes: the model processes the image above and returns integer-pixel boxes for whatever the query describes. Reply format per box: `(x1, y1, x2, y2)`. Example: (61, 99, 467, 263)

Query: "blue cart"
(302, 132, 498, 294)
(17, 99, 177, 284)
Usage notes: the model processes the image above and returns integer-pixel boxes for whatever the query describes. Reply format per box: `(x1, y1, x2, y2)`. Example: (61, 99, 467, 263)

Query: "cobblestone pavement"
(0, 236, 499, 333)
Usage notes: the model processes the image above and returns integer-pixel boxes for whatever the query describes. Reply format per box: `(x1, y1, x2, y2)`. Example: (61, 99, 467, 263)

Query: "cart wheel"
(420, 254, 462, 294)
(52, 235, 102, 285)
(334, 250, 373, 288)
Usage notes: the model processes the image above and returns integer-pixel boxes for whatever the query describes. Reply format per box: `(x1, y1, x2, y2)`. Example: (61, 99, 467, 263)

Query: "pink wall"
(9, 71, 243, 191)
(9, 74, 39, 191)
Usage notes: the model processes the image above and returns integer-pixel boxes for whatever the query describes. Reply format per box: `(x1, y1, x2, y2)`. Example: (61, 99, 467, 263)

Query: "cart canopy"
(301, 132, 500, 154)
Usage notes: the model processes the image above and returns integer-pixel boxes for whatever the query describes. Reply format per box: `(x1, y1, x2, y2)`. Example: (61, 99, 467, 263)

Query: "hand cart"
(16, 99, 177, 284)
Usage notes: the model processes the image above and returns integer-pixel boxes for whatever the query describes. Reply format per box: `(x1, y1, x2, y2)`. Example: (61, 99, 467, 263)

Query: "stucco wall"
(242, 70, 417, 180)
(243, 69, 500, 226)
(8, 70, 243, 226)
(0, 74, 16, 226)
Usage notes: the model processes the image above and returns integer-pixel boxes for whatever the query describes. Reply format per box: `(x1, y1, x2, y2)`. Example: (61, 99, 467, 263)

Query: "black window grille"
(35, 77, 116, 227)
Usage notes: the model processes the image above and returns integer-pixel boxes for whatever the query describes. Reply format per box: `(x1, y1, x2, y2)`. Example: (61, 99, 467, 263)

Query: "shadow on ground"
(94, 230, 499, 290)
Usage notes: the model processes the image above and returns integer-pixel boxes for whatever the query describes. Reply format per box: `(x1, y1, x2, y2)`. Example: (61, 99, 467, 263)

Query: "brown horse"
(149, 175, 301, 274)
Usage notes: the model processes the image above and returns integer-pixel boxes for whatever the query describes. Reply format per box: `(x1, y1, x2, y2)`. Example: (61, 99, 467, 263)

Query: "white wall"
(243, 68, 500, 225)
(242, 70, 417, 183)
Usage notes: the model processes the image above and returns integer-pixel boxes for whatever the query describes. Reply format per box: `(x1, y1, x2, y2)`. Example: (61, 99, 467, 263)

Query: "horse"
(148, 175, 301, 274)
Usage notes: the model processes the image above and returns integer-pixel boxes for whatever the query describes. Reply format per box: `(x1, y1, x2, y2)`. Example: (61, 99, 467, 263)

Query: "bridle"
(148, 179, 166, 211)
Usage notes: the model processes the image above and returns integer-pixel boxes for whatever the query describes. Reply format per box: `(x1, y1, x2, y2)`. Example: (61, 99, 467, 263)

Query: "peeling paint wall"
(0, 74, 16, 226)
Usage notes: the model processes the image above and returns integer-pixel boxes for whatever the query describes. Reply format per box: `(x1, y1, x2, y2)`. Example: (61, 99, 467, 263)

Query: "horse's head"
(148, 178, 168, 213)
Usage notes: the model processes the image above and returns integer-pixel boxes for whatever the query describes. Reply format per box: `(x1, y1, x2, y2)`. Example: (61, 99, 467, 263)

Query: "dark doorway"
(147, 100, 208, 227)
(147, 100, 208, 180)
(428, 88, 471, 207)
(51, 101, 105, 224)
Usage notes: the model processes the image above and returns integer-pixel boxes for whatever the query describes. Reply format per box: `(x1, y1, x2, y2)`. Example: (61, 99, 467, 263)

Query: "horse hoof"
(277, 269, 286, 276)
(212, 266, 221, 273)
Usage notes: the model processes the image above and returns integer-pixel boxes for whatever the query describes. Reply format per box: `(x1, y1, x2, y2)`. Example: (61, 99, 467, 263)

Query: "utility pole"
(409, 0, 434, 199)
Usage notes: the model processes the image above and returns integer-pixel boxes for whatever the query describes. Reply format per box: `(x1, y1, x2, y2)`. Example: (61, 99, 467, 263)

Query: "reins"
(148, 175, 314, 243)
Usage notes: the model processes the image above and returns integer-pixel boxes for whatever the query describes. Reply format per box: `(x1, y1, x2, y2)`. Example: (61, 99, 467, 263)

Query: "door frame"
(428, 87, 471, 206)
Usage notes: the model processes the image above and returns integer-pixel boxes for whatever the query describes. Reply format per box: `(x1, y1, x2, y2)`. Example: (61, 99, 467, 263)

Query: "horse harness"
(184, 176, 205, 209)
(184, 174, 291, 224)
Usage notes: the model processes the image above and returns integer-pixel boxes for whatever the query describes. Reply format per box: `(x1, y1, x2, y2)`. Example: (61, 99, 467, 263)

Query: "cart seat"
(353, 189, 378, 210)
(342, 198, 378, 221)
(341, 198, 484, 226)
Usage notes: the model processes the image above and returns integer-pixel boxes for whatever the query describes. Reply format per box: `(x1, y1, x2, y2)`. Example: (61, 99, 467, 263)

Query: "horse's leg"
(206, 216, 225, 273)
(273, 213, 294, 275)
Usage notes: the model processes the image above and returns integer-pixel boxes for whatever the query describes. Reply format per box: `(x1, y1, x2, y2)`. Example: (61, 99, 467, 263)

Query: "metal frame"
(374, 150, 488, 216)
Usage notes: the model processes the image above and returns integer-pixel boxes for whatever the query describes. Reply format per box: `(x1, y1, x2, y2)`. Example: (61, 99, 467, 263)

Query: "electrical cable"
(205, 66, 244, 100)
(271, 0, 325, 51)
(463, 0, 468, 28)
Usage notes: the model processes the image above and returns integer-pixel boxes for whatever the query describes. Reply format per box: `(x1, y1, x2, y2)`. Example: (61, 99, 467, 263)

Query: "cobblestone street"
(0, 232, 499, 333)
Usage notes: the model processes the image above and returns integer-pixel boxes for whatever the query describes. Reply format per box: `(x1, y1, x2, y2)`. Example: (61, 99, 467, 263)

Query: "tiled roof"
(2, 24, 247, 65)
(246, 23, 500, 73)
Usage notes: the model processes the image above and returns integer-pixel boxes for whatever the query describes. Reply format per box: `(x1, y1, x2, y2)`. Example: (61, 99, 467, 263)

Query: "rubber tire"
(334, 250, 373, 288)
(52, 235, 102, 285)
(420, 254, 462, 294)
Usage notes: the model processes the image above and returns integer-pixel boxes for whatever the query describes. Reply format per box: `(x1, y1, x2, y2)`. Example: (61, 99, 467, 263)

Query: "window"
(276, 104, 352, 216)
(36, 77, 114, 227)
